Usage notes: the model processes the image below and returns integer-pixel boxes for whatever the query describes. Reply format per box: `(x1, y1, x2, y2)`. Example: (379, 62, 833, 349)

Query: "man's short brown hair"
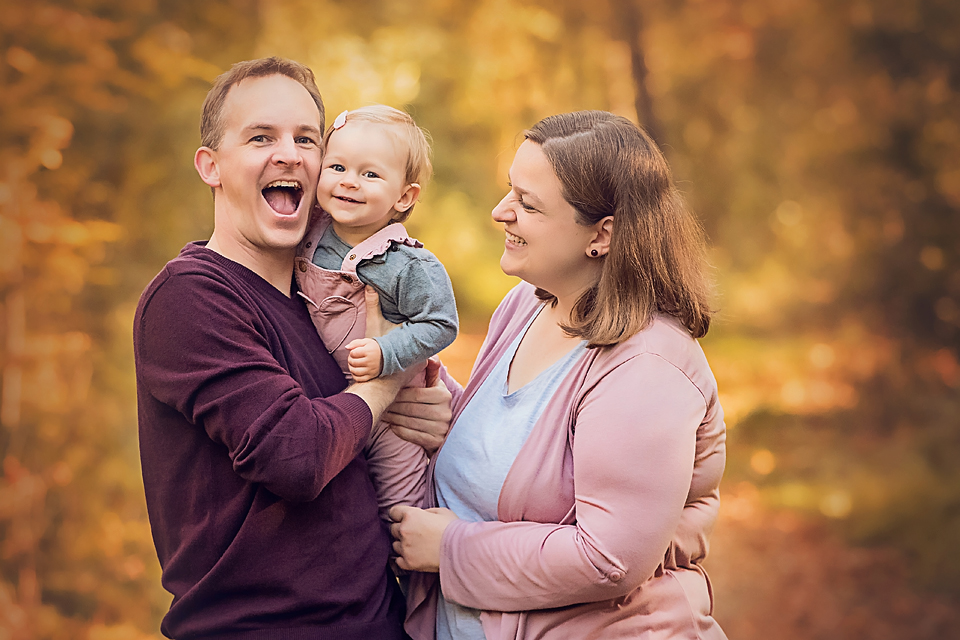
(200, 57, 325, 150)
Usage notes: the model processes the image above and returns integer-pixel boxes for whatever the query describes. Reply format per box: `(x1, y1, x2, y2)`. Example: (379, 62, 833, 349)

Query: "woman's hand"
(389, 505, 459, 572)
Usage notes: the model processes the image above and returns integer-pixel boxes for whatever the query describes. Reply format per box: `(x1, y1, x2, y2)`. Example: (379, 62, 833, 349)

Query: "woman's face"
(492, 140, 601, 300)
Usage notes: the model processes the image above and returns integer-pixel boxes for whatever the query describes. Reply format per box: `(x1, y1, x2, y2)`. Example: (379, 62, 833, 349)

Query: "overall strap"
(339, 222, 423, 274)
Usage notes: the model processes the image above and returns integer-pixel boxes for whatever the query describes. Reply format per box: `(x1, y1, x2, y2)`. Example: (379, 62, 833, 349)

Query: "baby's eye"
(363, 170, 381, 179)
(327, 163, 345, 172)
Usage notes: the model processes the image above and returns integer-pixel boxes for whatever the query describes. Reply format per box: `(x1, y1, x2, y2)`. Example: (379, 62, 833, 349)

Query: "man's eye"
(296, 136, 316, 145)
(250, 135, 268, 143)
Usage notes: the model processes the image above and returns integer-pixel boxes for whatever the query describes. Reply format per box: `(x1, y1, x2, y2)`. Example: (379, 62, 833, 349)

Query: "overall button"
(298, 262, 307, 272)
(340, 274, 353, 283)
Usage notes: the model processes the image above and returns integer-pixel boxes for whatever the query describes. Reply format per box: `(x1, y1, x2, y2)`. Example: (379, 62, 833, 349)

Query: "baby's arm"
(375, 254, 458, 376)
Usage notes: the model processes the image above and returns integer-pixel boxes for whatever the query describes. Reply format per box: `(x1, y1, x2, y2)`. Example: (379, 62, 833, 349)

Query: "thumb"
(364, 286, 386, 338)
(388, 505, 405, 523)
(425, 356, 442, 388)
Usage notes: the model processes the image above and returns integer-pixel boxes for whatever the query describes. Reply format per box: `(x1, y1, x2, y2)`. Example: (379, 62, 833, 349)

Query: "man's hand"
(389, 505, 459, 573)
(382, 357, 452, 454)
(345, 338, 383, 382)
(363, 286, 397, 339)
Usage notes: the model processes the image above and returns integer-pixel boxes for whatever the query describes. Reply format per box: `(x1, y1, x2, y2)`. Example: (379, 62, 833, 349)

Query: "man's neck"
(206, 233, 295, 297)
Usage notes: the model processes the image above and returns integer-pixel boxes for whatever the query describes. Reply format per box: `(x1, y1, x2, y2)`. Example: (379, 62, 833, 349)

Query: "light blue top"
(311, 225, 459, 376)
(433, 309, 586, 640)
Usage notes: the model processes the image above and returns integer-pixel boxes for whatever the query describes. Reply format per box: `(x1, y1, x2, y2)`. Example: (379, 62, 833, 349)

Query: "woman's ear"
(587, 215, 614, 257)
(194, 147, 221, 188)
(394, 183, 421, 214)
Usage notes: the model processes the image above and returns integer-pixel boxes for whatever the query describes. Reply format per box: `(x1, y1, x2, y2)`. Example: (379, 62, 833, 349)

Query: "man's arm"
(136, 271, 388, 502)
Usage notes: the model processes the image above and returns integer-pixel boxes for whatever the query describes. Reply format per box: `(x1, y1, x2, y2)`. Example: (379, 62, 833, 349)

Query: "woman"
(390, 111, 727, 639)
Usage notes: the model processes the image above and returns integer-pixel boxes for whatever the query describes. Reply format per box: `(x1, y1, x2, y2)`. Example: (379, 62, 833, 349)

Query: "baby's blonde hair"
(322, 105, 432, 222)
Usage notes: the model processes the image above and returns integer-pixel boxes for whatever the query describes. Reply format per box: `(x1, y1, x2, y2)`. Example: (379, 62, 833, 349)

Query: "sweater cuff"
(326, 391, 374, 446)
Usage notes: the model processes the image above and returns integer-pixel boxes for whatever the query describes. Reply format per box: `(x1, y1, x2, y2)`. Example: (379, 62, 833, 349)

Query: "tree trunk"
(610, 0, 665, 147)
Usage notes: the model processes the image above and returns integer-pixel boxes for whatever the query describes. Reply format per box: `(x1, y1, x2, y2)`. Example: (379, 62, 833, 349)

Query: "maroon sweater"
(134, 243, 405, 639)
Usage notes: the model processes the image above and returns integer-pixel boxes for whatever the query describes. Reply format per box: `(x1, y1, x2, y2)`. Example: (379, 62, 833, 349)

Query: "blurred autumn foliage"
(1, 0, 958, 638)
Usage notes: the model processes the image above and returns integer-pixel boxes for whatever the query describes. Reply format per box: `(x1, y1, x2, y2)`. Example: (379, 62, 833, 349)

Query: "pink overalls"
(294, 212, 429, 521)
(294, 212, 423, 378)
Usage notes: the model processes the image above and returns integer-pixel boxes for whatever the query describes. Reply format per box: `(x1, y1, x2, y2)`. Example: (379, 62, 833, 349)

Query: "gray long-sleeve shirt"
(312, 226, 459, 376)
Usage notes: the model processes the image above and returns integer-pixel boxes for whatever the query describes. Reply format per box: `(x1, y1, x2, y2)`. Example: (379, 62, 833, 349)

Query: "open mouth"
(506, 230, 527, 246)
(262, 180, 303, 215)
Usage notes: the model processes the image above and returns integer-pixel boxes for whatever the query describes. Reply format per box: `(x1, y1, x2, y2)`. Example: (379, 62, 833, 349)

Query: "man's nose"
(273, 136, 303, 166)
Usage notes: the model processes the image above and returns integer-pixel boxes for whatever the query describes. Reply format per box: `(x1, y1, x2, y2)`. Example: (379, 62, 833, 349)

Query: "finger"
(384, 396, 452, 422)
(388, 505, 409, 522)
(364, 286, 385, 337)
(394, 555, 411, 572)
(387, 424, 444, 452)
(424, 356, 442, 388)
(382, 407, 450, 431)
(392, 384, 451, 405)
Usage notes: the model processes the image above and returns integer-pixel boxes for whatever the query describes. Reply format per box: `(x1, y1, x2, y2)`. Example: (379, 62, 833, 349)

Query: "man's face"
(202, 74, 323, 260)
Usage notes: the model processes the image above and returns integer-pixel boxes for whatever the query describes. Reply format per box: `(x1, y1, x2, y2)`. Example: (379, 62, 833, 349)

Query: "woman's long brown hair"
(526, 111, 714, 343)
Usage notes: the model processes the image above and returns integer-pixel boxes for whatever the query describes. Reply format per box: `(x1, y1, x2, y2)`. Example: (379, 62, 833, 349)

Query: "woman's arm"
(397, 353, 715, 611)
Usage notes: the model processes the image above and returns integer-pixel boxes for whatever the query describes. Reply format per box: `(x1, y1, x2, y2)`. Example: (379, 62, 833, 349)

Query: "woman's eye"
(519, 198, 536, 212)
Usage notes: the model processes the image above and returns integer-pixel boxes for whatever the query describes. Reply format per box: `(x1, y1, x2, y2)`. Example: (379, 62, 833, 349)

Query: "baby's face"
(317, 121, 415, 245)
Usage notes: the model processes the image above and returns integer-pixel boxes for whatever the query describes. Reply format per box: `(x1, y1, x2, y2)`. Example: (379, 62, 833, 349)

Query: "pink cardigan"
(405, 282, 727, 640)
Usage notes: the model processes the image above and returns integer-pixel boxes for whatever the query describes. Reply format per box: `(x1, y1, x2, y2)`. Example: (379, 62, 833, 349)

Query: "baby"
(294, 105, 458, 519)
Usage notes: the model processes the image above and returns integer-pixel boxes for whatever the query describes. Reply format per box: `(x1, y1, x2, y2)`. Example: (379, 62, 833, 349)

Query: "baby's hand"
(346, 338, 383, 382)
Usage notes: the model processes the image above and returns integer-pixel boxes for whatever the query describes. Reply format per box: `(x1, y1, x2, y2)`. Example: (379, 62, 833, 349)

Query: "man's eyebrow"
(298, 125, 322, 137)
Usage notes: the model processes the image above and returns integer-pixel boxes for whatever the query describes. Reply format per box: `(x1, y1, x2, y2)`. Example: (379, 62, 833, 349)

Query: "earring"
(590, 249, 599, 257)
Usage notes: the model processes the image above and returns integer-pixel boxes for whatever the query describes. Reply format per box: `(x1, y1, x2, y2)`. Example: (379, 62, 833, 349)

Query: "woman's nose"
(491, 193, 515, 222)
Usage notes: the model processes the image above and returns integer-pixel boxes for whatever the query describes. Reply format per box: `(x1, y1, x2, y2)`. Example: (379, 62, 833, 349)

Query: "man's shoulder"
(136, 243, 250, 321)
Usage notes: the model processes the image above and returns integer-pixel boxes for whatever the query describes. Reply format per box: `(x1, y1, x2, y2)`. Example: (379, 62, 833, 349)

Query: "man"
(134, 57, 446, 639)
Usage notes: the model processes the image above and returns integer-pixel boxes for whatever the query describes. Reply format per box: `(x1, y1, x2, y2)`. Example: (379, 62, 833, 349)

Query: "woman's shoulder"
(595, 314, 718, 400)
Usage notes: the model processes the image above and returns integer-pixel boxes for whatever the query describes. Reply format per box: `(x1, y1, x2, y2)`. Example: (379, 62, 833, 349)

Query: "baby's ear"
(395, 182, 421, 213)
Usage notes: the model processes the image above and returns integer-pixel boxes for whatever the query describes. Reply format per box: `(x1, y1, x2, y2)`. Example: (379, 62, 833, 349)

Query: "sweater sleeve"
(136, 271, 372, 503)
(438, 353, 710, 611)
(375, 255, 459, 376)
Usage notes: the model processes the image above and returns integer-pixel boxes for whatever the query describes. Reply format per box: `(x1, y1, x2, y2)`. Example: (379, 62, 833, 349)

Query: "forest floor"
(707, 494, 960, 640)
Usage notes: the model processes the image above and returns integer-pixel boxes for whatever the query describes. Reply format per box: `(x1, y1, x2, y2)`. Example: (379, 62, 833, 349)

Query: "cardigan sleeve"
(438, 353, 709, 611)
(136, 271, 372, 503)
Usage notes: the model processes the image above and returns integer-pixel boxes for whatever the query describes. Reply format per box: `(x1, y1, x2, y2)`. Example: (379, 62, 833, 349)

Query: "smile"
(334, 195, 363, 204)
(506, 231, 527, 246)
(262, 180, 303, 215)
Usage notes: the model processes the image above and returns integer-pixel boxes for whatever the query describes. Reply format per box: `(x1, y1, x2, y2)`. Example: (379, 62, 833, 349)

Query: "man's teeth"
(506, 231, 526, 245)
(265, 180, 302, 189)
